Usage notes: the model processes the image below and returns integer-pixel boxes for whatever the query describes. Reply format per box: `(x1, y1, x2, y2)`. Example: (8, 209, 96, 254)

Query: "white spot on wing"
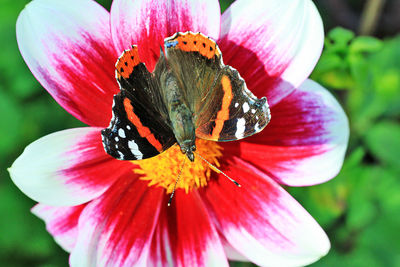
(235, 102, 239, 108)
(117, 151, 125, 160)
(242, 102, 250, 113)
(118, 128, 126, 138)
(235, 118, 246, 139)
(115, 137, 119, 142)
(126, 125, 131, 130)
(251, 109, 256, 114)
(128, 140, 143, 160)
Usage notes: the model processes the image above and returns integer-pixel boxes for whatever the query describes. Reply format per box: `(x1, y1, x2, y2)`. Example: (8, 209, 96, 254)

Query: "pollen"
(133, 139, 223, 194)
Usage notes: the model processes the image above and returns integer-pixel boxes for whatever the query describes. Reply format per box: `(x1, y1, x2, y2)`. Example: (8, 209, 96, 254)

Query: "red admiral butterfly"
(102, 32, 271, 162)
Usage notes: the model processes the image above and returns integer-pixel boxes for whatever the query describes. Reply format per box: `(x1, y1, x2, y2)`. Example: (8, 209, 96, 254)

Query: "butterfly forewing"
(164, 32, 223, 115)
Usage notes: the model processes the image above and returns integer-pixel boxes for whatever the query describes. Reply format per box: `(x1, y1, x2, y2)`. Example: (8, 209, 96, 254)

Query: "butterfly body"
(161, 69, 196, 161)
(102, 32, 271, 161)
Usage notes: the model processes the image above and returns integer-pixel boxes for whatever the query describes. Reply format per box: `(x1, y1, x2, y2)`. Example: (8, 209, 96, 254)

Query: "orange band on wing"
(123, 98, 163, 151)
(211, 75, 233, 139)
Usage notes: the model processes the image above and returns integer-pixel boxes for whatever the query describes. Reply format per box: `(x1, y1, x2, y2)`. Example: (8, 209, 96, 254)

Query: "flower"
(9, 0, 349, 266)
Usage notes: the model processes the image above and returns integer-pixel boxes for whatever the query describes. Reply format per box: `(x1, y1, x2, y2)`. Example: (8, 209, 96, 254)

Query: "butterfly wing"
(102, 47, 176, 160)
(164, 32, 222, 115)
(114, 46, 169, 120)
(164, 32, 271, 141)
(195, 66, 271, 141)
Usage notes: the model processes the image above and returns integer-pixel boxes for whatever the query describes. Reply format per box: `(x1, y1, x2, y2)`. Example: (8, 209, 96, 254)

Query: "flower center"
(133, 139, 223, 193)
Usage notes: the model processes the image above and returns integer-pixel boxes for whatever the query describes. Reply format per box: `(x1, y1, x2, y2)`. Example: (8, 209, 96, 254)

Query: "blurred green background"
(1, 0, 399, 266)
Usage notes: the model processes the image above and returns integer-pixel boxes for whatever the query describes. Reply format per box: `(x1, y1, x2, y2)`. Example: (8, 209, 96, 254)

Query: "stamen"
(134, 139, 225, 194)
(193, 151, 241, 187)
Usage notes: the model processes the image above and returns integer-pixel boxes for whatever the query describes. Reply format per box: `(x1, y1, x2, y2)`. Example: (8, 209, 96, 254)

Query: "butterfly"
(101, 32, 271, 162)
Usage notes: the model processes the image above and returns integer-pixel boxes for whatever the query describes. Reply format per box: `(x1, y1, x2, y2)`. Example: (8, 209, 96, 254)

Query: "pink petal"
(223, 242, 249, 262)
(200, 158, 330, 267)
(219, 0, 324, 106)
(148, 191, 228, 267)
(16, 0, 119, 127)
(224, 79, 349, 186)
(32, 203, 86, 252)
(111, 0, 221, 71)
(70, 178, 164, 267)
(9, 127, 133, 206)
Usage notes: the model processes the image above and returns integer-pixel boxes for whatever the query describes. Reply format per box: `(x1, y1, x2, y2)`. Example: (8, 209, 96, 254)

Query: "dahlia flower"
(9, 0, 349, 266)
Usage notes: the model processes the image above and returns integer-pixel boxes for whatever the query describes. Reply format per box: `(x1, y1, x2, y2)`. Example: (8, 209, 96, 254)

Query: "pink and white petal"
(9, 127, 133, 206)
(219, 0, 323, 105)
(223, 242, 249, 262)
(111, 0, 221, 71)
(148, 191, 228, 267)
(32, 203, 86, 252)
(147, 217, 174, 267)
(17, 0, 119, 127)
(224, 79, 349, 186)
(70, 178, 164, 267)
(200, 158, 330, 267)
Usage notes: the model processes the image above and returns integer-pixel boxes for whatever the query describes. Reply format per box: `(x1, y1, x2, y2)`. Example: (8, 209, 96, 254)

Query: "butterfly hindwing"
(195, 66, 271, 141)
(102, 48, 176, 160)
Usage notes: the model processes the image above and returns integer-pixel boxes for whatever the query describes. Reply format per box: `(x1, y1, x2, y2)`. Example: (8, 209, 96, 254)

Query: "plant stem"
(359, 0, 386, 35)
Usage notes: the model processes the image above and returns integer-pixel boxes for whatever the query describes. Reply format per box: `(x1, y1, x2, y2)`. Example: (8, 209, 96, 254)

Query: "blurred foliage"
(0, 0, 399, 267)
(289, 27, 400, 267)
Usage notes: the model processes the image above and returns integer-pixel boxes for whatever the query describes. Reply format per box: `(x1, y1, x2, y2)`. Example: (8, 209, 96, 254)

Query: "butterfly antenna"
(168, 156, 186, 206)
(193, 151, 241, 187)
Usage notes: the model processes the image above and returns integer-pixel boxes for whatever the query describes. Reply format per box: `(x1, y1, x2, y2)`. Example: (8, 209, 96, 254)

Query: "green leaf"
(0, 89, 22, 155)
(346, 35, 400, 134)
(311, 27, 357, 90)
(364, 121, 400, 168)
(326, 27, 355, 48)
(349, 36, 383, 53)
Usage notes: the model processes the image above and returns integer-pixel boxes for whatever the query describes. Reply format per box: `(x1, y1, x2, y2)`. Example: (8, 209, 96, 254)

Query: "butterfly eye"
(191, 145, 196, 152)
(180, 147, 187, 154)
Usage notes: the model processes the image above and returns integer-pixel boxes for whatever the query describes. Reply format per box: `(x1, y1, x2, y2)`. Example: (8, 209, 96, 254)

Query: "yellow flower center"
(134, 139, 223, 193)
